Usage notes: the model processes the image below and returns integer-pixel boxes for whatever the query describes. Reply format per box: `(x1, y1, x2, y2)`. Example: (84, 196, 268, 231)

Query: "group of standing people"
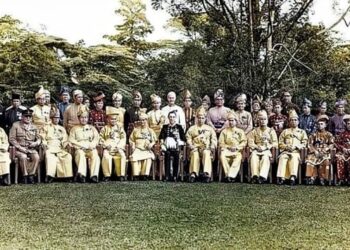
(0, 86, 349, 186)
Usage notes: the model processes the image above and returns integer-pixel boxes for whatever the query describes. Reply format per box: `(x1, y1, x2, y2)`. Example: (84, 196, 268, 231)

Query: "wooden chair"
(10, 146, 41, 184)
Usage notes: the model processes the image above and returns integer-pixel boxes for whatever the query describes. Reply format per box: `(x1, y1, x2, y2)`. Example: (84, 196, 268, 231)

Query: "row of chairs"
(6, 144, 338, 185)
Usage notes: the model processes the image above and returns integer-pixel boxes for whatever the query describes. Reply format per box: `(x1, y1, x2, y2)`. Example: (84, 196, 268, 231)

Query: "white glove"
(165, 137, 177, 149)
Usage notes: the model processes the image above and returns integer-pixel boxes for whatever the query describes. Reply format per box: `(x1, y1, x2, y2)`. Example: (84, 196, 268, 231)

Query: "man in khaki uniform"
(248, 110, 278, 184)
(0, 127, 11, 186)
(234, 94, 253, 134)
(63, 89, 84, 133)
(147, 94, 165, 138)
(186, 107, 217, 183)
(219, 112, 247, 183)
(30, 86, 51, 132)
(100, 107, 127, 182)
(129, 112, 157, 180)
(277, 110, 308, 185)
(41, 106, 73, 183)
(111, 92, 126, 128)
(9, 109, 41, 184)
(69, 106, 101, 183)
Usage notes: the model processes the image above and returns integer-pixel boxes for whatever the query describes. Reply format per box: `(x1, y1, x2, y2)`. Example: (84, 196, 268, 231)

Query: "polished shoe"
(119, 176, 126, 182)
(290, 176, 296, 186)
(203, 176, 211, 183)
(251, 175, 258, 184)
(91, 176, 98, 183)
(103, 177, 110, 182)
(2, 174, 10, 186)
(319, 178, 325, 186)
(307, 178, 315, 185)
(277, 178, 285, 185)
(258, 177, 266, 184)
(80, 175, 86, 183)
(23, 176, 28, 184)
(28, 176, 35, 184)
(45, 176, 54, 183)
(189, 175, 196, 183)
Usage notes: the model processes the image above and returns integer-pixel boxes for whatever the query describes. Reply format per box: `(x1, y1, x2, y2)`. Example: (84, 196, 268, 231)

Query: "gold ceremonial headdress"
(150, 94, 161, 103)
(35, 85, 45, 99)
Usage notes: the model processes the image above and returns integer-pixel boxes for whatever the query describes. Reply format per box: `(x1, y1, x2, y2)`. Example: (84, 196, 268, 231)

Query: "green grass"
(0, 182, 350, 249)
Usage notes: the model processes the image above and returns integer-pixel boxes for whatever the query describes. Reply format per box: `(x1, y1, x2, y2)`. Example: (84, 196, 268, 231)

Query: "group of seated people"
(0, 86, 349, 187)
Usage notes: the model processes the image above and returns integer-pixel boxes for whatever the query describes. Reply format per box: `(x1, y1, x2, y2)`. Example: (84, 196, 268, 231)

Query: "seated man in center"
(69, 106, 101, 183)
(219, 111, 247, 183)
(276, 110, 308, 185)
(129, 112, 157, 180)
(248, 110, 278, 184)
(100, 107, 127, 182)
(186, 107, 217, 183)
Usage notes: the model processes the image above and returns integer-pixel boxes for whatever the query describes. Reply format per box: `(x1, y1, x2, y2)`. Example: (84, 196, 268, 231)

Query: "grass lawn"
(0, 182, 350, 249)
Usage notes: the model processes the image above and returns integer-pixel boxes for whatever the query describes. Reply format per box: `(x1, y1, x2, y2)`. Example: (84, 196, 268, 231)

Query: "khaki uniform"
(236, 110, 253, 134)
(30, 105, 51, 131)
(277, 128, 308, 179)
(63, 103, 84, 133)
(147, 109, 165, 138)
(115, 107, 126, 128)
(305, 131, 334, 180)
(219, 127, 247, 178)
(9, 121, 41, 176)
(100, 124, 127, 177)
(0, 128, 11, 176)
(69, 124, 101, 178)
(129, 127, 157, 176)
(41, 124, 73, 178)
(248, 127, 278, 179)
(186, 124, 217, 177)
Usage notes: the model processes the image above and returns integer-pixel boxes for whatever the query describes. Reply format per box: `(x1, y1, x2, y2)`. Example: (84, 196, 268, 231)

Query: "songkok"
(336, 99, 347, 107)
(133, 90, 142, 101)
(50, 106, 60, 118)
(21, 108, 32, 117)
(60, 86, 70, 95)
(77, 105, 89, 117)
(343, 114, 350, 122)
(214, 89, 224, 99)
(72, 89, 83, 98)
(288, 109, 298, 119)
(150, 94, 161, 103)
(112, 92, 123, 101)
(302, 98, 312, 107)
(227, 111, 238, 121)
(196, 106, 207, 117)
(106, 106, 118, 117)
(92, 91, 105, 102)
(139, 112, 148, 120)
(202, 95, 211, 105)
(235, 93, 247, 103)
(317, 115, 329, 123)
(257, 110, 268, 119)
(35, 86, 45, 99)
(12, 92, 21, 100)
(183, 89, 192, 100)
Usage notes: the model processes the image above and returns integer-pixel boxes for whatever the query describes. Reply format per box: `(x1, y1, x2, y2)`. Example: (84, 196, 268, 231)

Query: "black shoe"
(119, 176, 126, 182)
(133, 176, 139, 181)
(173, 177, 178, 182)
(226, 177, 232, 183)
(23, 176, 28, 184)
(189, 175, 196, 183)
(91, 176, 98, 183)
(2, 174, 10, 186)
(163, 176, 169, 182)
(290, 176, 296, 186)
(258, 177, 266, 184)
(251, 175, 258, 184)
(307, 178, 315, 185)
(45, 176, 54, 183)
(277, 178, 285, 185)
(103, 177, 110, 182)
(204, 176, 211, 183)
(319, 178, 325, 186)
(80, 175, 86, 183)
(28, 176, 35, 184)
